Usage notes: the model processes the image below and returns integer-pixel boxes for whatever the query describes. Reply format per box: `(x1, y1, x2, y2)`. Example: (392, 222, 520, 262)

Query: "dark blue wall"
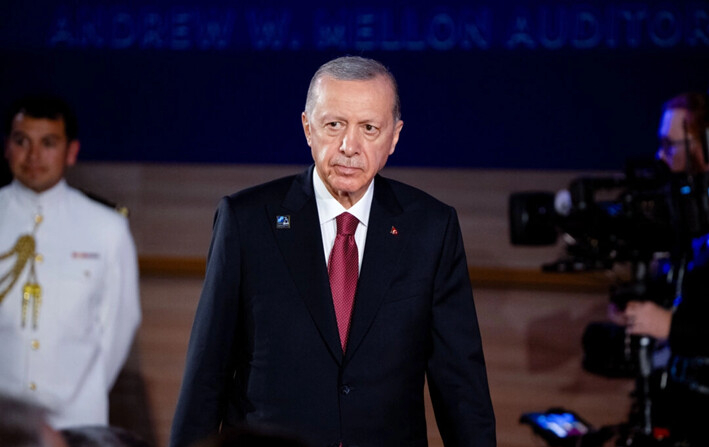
(1, 1, 708, 170)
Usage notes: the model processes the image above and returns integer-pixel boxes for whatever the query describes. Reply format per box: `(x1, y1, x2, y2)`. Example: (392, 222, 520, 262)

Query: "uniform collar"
(9, 178, 69, 210)
(313, 169, 373, 227)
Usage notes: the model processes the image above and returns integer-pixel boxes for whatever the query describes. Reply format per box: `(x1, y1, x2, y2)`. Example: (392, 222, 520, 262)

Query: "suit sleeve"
(100, 217, 141, 389)
(170, 197, 242, 447)
(426, 207, 496, 447)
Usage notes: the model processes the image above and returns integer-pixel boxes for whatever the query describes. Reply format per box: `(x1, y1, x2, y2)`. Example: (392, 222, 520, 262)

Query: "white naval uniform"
(0, 179, 141, 428)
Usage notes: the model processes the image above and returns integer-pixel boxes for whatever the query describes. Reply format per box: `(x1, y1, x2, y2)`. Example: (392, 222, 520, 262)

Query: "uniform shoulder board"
(80, 189, 130, 217)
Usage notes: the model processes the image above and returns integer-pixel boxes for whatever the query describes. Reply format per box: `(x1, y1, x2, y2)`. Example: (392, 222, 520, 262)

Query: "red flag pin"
(390, 226, 398, 235)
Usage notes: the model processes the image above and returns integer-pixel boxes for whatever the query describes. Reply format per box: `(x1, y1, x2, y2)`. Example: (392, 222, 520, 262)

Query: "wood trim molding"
(139, 256, 206, 277)
(138, 256, 611, 293)
(468, 266, 610, 293)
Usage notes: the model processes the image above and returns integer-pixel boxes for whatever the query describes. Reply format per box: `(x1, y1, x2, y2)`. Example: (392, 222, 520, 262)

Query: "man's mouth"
(333, 164, 361, 175)
(21, 166, 45, 175)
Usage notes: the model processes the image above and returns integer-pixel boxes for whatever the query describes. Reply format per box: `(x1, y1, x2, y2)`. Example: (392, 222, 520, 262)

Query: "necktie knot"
(336, 212, 359, 236)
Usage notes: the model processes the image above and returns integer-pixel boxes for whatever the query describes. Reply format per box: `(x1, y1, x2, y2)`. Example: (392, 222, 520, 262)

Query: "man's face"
(656, 108, 705, 173)
(4, 114, 79, 193)
(302, 75, 403, 208)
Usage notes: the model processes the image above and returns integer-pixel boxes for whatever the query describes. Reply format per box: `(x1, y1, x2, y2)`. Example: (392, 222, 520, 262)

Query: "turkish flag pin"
(390, 226, 398, 235)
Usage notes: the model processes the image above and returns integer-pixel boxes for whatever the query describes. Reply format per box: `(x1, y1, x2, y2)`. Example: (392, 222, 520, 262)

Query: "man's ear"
(389, 120, 404, 155)
(66, 140, 80, 166)
(302, 112, 312, 146)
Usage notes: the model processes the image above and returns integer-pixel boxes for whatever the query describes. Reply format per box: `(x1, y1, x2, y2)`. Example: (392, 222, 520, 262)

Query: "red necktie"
(328, 212, 359, 351)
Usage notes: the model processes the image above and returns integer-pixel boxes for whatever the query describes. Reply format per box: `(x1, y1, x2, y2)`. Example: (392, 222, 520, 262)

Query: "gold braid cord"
(0, 215, 43, 329)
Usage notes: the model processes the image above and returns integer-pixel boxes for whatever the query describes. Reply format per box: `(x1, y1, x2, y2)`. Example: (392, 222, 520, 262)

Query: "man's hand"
(623, 301, 672, 339)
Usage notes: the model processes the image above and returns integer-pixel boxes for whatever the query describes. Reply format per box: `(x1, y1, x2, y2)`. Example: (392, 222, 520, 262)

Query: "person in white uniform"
(0, 96, 141, 429)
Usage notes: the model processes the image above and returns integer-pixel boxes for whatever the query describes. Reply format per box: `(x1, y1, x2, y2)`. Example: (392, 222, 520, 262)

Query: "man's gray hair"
(304, 56, 401, 121)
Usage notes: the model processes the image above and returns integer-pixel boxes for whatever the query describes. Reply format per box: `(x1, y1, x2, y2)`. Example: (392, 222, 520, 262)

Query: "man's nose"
(656, 148, 666, 163)
(339, 128, 361, 155)
(26, 143, 40, 161)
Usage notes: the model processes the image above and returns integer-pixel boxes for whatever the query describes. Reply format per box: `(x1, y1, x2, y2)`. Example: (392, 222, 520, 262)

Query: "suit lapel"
(345, 176, 406, 361)
(268, 167, 344, 363)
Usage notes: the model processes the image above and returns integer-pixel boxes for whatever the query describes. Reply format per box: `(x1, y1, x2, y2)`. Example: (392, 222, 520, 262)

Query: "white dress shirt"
(0, 179, 141, 428)
(313, 170, 373, 272)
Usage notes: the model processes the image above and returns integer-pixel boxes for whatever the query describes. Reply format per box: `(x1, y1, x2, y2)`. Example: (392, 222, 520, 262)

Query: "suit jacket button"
(340, 385, 352, 395)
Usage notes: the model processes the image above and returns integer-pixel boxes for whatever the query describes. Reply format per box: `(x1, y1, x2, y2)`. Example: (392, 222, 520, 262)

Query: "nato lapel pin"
(276, 215, 291, 229)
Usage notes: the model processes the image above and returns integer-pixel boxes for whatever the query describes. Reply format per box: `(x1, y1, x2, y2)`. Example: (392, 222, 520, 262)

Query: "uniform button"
(34, 214, 43, 225)
(29, 382, 37, 391)
(35, 254, 43, 263)
(340, 385, 352, 395)
(84, 270, 91, 278)
(31, 339, 40, 350)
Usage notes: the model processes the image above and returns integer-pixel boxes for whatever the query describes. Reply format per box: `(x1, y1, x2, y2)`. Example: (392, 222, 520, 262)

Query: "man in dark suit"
(170, 56, 496, 447)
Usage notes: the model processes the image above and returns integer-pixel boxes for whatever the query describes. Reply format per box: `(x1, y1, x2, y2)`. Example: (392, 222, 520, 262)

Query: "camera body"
(510, 157, 709, 280)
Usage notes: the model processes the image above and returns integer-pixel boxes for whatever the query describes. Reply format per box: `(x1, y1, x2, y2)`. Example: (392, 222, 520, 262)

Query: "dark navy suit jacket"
(170, 167, 495, 447)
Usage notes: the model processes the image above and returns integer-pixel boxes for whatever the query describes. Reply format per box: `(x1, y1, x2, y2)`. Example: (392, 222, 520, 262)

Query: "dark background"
(1, 1, 708, 170)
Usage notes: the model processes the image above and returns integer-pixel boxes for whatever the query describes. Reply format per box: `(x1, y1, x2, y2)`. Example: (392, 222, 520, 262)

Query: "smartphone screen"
(527, 411, 590, 438)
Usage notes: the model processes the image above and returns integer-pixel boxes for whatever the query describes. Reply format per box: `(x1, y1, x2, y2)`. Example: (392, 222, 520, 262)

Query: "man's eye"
(327, 122, 343, 129)
(42, 138, 58, 148)
(363, 124, 378, 134)
(12, 136, 28, 147)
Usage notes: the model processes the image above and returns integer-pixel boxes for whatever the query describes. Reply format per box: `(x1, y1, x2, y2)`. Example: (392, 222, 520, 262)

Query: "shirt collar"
(313, 169, 374, 227)
(9, 178, 68, 209)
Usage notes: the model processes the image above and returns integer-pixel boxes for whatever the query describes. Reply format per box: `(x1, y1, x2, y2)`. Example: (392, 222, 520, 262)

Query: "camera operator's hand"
(607, 303, 627, 326)
(623, 301, 672, 339)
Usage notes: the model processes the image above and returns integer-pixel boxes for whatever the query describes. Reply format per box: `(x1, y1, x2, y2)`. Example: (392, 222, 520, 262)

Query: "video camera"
(510, 157, 709, 287)
(510, 157, 709, 446)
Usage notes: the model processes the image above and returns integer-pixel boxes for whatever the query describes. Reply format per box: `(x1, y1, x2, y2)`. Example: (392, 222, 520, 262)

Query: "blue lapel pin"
(276, 215, 291, 229)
